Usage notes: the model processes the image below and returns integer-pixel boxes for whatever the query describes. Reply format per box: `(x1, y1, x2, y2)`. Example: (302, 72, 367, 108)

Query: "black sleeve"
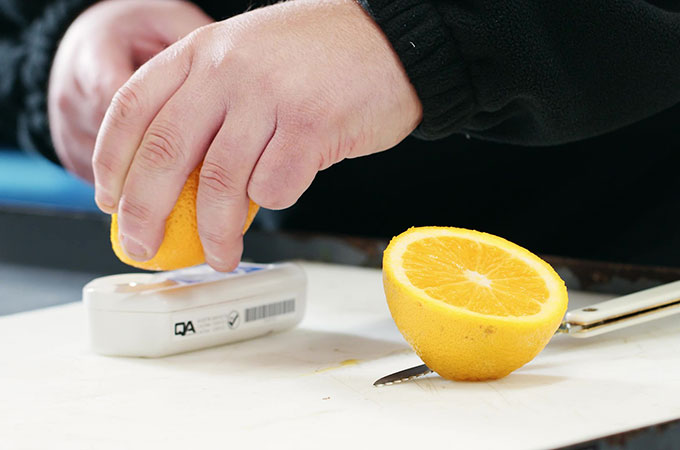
(0, 0, 96, 161)
(358, 0, 680, 145)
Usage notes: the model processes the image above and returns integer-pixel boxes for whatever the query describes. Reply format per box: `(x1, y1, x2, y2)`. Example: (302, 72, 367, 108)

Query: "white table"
(2, 262, 679, 449)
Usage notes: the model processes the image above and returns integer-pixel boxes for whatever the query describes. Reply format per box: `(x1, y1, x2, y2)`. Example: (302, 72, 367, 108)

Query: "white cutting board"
(1, 262, 679, 450)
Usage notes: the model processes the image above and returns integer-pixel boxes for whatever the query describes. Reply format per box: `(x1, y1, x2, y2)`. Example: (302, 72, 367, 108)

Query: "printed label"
(172, 295, 297, 340)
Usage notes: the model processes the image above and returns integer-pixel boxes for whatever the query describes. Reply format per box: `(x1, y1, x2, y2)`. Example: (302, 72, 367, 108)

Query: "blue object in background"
(0, 149, 99, 212)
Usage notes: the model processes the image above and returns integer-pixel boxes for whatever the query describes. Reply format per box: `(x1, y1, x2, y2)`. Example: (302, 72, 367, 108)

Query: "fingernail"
(120, 235, 150, 261)
(95, 187, 116, 213)
(205, 251, 233, 272)
(205, 251, 223, 266)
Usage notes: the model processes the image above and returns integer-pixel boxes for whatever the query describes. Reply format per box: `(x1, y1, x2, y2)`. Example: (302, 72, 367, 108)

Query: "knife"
(374, 279, 680, 386)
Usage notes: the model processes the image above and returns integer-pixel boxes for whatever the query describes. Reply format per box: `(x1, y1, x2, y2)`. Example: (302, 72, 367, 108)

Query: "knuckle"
(182, 29, 202, 53)
(92, 151, 117, 180)
(285, 101, 325, 137)
(108, 83, 143, 125)
(198, 226, 230, 249)
(323, 133, 357, 169)
(119, 198, 154, 228)
(138, 123, 186, 172)
(199, 161, 241, 199)
(197, 51, 240, 91)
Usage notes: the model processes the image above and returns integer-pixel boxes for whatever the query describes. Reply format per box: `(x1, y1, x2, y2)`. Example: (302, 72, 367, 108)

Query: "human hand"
(48, 0, 213, 182)
(93, 0, 422, 270)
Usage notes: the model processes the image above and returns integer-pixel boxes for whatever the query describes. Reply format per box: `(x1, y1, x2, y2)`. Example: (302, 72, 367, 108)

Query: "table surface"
(0, 262, 102, 315)
(2, 262, 679, 450)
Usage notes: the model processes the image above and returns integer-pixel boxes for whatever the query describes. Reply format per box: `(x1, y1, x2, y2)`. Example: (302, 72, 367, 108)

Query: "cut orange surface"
(111, 164, 259, 271)
(383, 227, 568, 381)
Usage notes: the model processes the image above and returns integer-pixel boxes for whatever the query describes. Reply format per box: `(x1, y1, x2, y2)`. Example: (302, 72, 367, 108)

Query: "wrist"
(346, 0, 423, 133)
(356, 0, 475, 140)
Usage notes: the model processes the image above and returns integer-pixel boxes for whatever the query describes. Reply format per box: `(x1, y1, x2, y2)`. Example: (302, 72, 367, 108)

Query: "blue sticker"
(156, 262, 270, 285)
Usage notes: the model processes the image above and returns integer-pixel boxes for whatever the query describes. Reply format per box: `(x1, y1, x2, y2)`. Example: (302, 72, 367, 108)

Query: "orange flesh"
(402, 237, 549, 316)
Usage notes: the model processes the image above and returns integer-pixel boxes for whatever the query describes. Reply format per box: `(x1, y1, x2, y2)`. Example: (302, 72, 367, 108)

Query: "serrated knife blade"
(373, 364, 432, 386)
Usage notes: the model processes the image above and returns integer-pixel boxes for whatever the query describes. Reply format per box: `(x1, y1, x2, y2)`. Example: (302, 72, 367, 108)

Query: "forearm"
(360, 0, 680, 145)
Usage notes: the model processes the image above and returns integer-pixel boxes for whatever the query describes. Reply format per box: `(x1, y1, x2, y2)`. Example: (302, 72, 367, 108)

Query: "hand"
(48, 0, 213, 182)
(93, 0, 422, 270)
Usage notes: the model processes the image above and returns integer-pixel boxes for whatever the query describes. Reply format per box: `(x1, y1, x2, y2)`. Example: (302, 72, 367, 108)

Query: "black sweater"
(1, 0, 680, 264)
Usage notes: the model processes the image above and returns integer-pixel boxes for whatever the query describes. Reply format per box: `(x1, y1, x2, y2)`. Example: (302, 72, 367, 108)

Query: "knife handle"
(564, 279, 680, 338)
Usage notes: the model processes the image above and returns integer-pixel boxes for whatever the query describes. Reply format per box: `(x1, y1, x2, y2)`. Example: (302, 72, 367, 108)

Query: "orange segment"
(403, 236, 549, 316)
(111, 164, 259, 271)
(383, 226, 568, 381)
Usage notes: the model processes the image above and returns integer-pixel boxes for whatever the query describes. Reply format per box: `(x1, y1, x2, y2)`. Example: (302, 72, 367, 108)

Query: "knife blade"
(375, 279, 680, 386)
(374, 364, 432, 386)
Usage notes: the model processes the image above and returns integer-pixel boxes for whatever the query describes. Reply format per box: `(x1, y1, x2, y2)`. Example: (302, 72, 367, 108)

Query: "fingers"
(248, 128, 321, 209)
(92, 40, 193, 213)
(197, 108, 276, 271)
(116, 80, 225, 261)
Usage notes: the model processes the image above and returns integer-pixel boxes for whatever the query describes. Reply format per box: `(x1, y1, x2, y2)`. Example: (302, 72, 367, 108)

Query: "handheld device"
(83, 262, 306, 357)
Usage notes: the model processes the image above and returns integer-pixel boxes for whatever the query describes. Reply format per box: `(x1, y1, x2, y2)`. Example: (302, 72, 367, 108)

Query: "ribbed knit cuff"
(17, 0, 98, 165)
(357, 0, 475, 140)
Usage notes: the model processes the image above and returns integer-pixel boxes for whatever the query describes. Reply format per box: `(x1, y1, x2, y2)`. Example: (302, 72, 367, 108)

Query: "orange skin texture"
(111, 166, 259, 271)
(382, 227, 568, 381)
(383, 275, 563, 381)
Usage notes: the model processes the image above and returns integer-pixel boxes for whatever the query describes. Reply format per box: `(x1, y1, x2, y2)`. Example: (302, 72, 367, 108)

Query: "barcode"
(245, 299, 295, 322)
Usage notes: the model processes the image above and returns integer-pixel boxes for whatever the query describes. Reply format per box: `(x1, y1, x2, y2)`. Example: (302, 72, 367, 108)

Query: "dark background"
(280, 102, 680, 267)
